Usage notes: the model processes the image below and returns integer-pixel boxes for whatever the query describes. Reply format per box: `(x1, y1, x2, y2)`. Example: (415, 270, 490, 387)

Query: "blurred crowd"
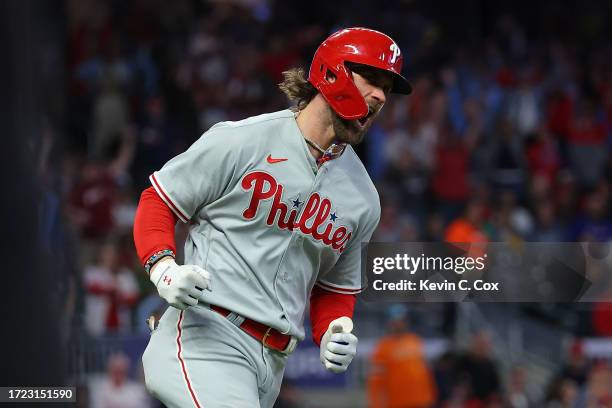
(363, 310, 612, 408)
(33, 0, 612, 407)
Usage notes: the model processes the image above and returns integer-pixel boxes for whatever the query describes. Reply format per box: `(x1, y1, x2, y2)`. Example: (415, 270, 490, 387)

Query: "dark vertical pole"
(0, 0, 66, 387)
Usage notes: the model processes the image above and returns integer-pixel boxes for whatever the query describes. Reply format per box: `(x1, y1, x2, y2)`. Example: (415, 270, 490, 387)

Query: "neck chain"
(304, 138, 327, 155)
(294, 109, 342, 161)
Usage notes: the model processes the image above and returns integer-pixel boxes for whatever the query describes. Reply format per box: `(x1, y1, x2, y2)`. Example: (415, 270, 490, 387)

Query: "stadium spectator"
(83, 241, 140, 335)
(531, 200, 565, 242)
(544, 378, 579, 408)
(525, 126, 561, 186)
(506, 365, 537, 408)
(578, 362, 612, 407)
(567, 100, 608, 188)
(432, 127, 472, 221)
(67, 159, 120, 241)
(65, 127, 135, 244)
(444, 200, 489, 244)
(453, 331, 502, 405)
(89, 352, 151, 408)
(368, 305, 437, 408)
(495, 189, 534, 240)
(568, 187, 612, 242)
(557, 340, 591, 387)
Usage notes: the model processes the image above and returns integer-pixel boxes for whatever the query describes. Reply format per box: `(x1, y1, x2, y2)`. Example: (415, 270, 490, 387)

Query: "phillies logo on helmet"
(389, 43, 401, 64)
(241, 171, 352, 252)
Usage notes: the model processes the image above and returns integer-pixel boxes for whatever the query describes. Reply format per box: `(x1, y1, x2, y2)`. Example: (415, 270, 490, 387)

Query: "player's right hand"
(320, 316, 358, 374)
(149, 258, 211, 310)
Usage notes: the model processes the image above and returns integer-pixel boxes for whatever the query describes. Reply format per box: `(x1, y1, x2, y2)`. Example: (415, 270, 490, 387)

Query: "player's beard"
(330, 103, 380, 146)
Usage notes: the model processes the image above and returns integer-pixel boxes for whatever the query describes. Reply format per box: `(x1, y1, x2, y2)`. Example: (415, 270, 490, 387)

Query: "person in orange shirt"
(444, 200, 489, 244)
(444, 199, 489, 261)
(368, 305, 437, 408)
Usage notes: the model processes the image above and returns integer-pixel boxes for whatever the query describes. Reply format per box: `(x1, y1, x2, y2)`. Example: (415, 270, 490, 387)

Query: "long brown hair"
(278, 68, 318, 111)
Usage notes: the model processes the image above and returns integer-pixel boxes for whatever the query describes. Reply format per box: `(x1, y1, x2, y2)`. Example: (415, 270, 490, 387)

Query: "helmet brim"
(345, 61, 412, 96)
(390, 72, 412, 95)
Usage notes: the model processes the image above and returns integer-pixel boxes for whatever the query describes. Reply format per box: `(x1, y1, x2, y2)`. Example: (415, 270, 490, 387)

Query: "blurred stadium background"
(4, 0, 612, 406)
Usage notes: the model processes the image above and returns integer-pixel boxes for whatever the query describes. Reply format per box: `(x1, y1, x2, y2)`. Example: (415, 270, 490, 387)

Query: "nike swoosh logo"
(267, 154, 288, 164)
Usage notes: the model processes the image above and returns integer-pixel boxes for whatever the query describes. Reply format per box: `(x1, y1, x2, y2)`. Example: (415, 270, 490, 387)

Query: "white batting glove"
(150, 258, 211, 310)
(320, 316, 358, 374)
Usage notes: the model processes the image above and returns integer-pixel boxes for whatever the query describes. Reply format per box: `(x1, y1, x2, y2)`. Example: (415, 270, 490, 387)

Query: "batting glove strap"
(150, 258, 176, 286)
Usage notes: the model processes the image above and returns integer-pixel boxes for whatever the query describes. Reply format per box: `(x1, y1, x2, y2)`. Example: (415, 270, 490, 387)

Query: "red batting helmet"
(308, 27, 412, 120)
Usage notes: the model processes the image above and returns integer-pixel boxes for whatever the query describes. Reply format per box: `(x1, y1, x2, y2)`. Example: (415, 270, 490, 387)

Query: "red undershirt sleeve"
(309, 285, 356, 346)
(133, 186, 179, 268)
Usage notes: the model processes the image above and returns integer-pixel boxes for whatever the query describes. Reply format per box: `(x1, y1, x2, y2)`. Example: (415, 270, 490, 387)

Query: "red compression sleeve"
(309, 285, 356, 346)
(133, 186, 178, 267)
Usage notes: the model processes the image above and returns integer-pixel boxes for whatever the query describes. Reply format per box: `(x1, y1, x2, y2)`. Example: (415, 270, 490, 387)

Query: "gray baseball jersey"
(149, 109, 380, 340)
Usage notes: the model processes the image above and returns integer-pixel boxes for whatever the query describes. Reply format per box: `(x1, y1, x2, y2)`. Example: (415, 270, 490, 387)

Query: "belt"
(210, 305, 298, 355)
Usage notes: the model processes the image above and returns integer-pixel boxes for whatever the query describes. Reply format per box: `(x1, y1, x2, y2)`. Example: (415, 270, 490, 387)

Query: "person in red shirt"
(83, 242, 140, 335)
(566, 100, 607, 187)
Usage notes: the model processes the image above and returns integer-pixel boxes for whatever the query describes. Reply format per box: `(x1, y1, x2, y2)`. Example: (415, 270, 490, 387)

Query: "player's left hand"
(319, 316, 358, 374)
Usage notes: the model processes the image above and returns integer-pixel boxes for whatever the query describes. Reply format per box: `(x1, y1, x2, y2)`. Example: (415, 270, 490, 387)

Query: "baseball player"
(133, 27, 412, 408)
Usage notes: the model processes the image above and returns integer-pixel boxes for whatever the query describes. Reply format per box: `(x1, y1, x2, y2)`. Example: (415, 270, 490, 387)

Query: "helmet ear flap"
(308, 56, 368, 119)
(323, 68, 337, 84)
(314, 60, 338, 85)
